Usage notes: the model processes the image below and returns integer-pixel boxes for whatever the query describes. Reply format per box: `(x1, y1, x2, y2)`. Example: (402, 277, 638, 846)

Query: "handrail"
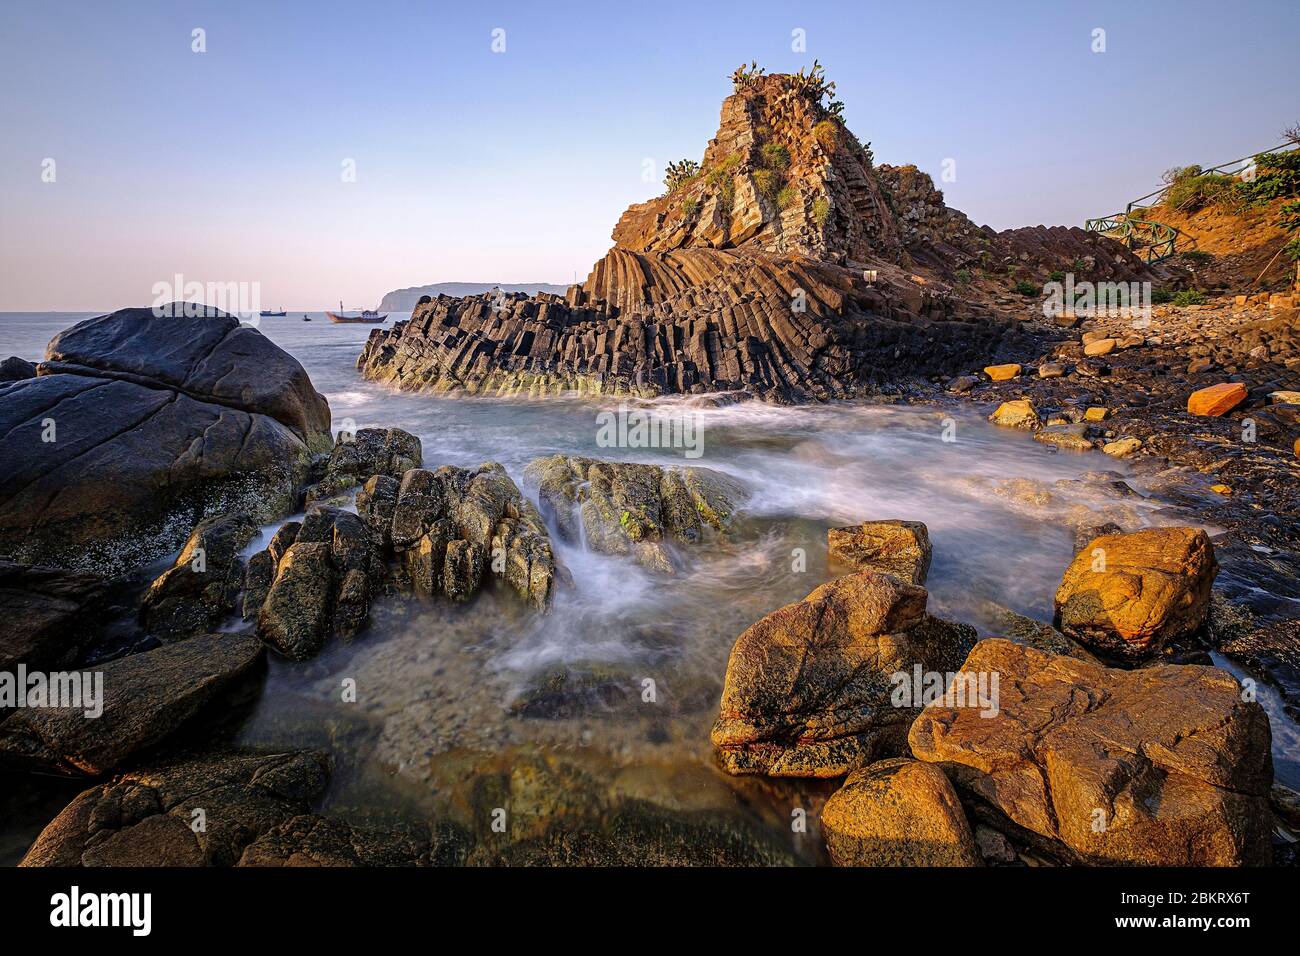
(1123, 141, 1298, 214)
(1083, 214, 1180, 264)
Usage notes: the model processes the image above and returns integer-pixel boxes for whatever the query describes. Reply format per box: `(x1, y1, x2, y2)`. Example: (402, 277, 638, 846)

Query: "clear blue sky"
(1, 0, 1297, 310)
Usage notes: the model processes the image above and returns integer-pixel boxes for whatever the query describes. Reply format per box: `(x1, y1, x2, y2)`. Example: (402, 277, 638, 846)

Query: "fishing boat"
(259, 307, 287, 317)
(325, 301, 387, 324)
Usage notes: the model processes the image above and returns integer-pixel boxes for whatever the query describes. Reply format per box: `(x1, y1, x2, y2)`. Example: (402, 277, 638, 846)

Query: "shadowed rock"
(0, 306, 332, 575)
(0, 631, 264, 775)
(305, 427, 422, 505)
(142, 512, 261, 641)
(0, 561, 110, 672)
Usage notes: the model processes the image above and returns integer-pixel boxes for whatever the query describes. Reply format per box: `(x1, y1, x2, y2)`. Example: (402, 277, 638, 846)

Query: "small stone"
(1037, 362, 1066, 379)
(947, 375, 980, 393)
(1083, 406, 1109, 422)
(1187, 382, 1247, 417)
(1034, 423, 1094, 451)
(1187, 357, 1215, 375)
(1083, 338, 1116, 357)
(974, 825, 1019, 864)
(1102, 437, 1141, 458)
(1269, 390, 1300, 405)
(983, 363, 1021, 381)
(988, 399, 1039, 429)
(1210, 484, 1232, 496)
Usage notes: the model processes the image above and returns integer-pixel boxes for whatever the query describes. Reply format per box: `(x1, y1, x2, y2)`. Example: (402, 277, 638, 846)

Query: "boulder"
(0, 356, 36, 381)
(141, 512, 260, 641)
(0, 307, 332, 575)
(1188, 382, 1247, 417)
(371, 463, 557, 610)
(522, 455, 746, 573)
(20, 750, 339, 866)
(0, 561, 110, 672)
(711, 571, 976, 777)
(827, 519, 932, 584)
(1083, 338, 1116, 356)
(1054, 527, 1218, 659)
(257, 542, 336, 660)
(0, 631, 264, 775)
(821, 757, 981, 866)
(305, 427, 422, 505)
(1101, 437, 1141, 458)
(909, 639, 1273, 866)
(988, 399, 1040, 429)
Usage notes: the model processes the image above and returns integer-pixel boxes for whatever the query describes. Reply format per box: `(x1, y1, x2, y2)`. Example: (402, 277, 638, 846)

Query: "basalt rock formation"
(0, 306, 333, 574)
(358, 71, 1151, 403)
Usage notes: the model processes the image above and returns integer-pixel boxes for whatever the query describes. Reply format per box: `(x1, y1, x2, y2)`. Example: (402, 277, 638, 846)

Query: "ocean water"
(2, 311, 1295, 861)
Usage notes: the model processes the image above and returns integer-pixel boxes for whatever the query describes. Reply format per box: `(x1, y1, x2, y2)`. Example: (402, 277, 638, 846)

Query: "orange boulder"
(1187, 383, 1247, 417)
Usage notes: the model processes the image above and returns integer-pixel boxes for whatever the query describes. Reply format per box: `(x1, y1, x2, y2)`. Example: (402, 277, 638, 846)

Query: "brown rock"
(1054, 527, 1218, 659)
(827, 519, 932, 584)
(258, 542, 335, 661)
(821, 757, 981, 866)
(1083, 338, 1116, 356)
(1187, 382, 1247, 417)
(711, 572, 975, 777)
(909, 639, 1273, 866)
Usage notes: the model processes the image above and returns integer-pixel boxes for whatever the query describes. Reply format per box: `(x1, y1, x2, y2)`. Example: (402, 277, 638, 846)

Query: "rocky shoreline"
(2, 68, 1298, 868)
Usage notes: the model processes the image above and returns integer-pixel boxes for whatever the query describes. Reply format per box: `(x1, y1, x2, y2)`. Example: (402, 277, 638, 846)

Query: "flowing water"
(3, 312, 1297, 862)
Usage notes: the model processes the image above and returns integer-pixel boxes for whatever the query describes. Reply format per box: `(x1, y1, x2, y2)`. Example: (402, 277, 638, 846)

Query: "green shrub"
(760, 143, 791, 171)
(1164, 166, 1238, 212)
(1171, 290, 1207, 306)
(812, 197, 831, 227)
(681, 198, 698, 218)
(776, 186, 798, 209)
(1048, 270, 1065, 282)
(1013, 280, 1039, 297)
(1180, 248, 1212, 262)
(956, 269, 972, 284)
(1235, 151, 1300, 205)
(1152, 289, 1173, 304)
(753, 168, 782, 202)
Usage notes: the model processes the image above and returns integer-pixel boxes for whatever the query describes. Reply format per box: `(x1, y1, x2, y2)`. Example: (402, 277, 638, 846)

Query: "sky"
(1, 0, 1297, 311)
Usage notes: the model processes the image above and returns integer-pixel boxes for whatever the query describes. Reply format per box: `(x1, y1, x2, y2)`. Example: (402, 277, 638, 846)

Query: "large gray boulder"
(0, 306, 332, 575)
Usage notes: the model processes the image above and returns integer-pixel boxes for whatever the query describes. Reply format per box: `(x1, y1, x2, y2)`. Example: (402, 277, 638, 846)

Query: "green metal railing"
(1083, 214, 1180, 263)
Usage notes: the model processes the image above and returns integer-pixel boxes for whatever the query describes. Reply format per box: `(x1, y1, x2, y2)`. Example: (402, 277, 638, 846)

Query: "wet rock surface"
(523, 454, 746, 572)
(0, 307, 332, 575)
(826, 519, 932, 584)
(712, 571, 975, 777)
(909, 638, 1274, 866)
(305, 427, 422, 505)
(141, 512, 261, 642)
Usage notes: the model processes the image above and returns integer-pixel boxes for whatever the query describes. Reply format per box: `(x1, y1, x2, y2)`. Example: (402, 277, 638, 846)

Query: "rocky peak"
(611, 68, 902, 265)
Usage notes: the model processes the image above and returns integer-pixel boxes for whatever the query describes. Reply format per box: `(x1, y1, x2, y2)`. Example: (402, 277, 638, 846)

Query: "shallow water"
(3, 311, 1296, 859)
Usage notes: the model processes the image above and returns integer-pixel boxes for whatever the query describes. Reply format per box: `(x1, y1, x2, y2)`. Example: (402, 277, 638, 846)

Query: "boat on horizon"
(259, 307, 287, 317)
(326, 301, 387, 324)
